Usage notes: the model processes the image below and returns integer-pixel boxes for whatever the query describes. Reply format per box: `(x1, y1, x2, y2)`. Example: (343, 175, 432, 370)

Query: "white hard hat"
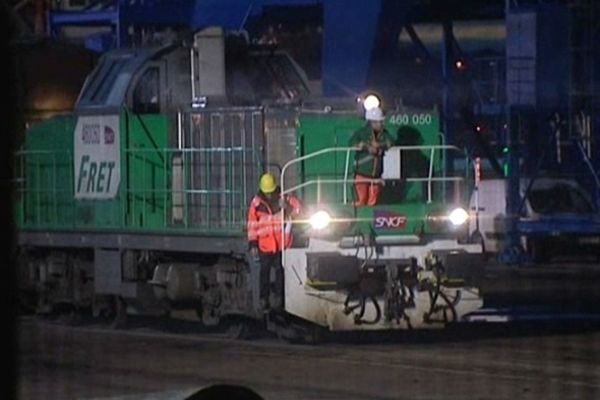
(365, 107, 385, 121)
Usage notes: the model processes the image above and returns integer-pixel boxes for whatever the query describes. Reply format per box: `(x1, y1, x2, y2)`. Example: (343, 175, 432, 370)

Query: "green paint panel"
(16, 106, 463, 239)
(298, 109, 442, 203)
(125, 113, 170, 230)
(18, 116, 76, 229)
(17, 113, 170, 232)
(298, 114, 360, 204)
(297, 108, 451, 235)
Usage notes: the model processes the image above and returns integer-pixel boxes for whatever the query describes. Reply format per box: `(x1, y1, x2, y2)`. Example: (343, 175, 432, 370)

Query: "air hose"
(343, 231, 383, 325)
(343, 290, 383, 325)
(424, 263, 458, 324)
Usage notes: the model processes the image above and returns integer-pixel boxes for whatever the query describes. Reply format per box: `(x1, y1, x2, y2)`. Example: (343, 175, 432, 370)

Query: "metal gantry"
(46, 0, 321, 51)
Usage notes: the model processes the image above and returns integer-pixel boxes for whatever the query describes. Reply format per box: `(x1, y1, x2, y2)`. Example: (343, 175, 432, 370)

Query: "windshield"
(76, 49, 160, 110)
(528, 183, 596, 214)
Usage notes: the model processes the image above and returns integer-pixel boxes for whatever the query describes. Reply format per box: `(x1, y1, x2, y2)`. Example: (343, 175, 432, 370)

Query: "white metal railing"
(279, 145, 470, 266)
(280, 145, 466, 203)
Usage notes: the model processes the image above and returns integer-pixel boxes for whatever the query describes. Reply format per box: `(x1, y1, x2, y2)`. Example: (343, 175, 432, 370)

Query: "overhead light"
(362, 94, 381, 111)
(309, 210, 332, 230)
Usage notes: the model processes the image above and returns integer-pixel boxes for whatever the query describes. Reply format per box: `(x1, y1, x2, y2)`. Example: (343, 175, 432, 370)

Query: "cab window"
(132, 67, 160, 114)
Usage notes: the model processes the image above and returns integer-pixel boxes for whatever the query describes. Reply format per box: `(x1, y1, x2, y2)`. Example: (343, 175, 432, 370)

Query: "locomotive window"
(91, 59, 128, 104)
(89, 60, 118, 103)
(132, 67, 160, 114)
(79, 56, 130, 107)
(79, 58, 114, 104)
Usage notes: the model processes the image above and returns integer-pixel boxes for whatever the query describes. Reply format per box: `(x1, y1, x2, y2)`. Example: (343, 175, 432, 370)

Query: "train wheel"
(110, 296, 128, 329)
(268, 313, 325, 345)
(283, 323, 325, 345)
(225, 317, 252, 340)
(57, 308, 83, 326)
(303, 325, 326, 345)
(92, 294, 113, 320)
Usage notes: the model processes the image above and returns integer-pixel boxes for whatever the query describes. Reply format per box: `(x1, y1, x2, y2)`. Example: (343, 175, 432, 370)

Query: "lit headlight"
(363, 94, 381, 110)
(309, 210, 332, 230)
(448, 207, 469, 226)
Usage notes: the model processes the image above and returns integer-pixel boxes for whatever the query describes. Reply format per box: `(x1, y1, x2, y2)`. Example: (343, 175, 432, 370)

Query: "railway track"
(18, 315, 600, 396)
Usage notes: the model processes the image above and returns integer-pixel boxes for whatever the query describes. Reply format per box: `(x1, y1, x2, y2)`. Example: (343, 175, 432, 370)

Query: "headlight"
(362, 94, 381, 110)
(448, 207, 469, 226)
(309, 210, 332, 230)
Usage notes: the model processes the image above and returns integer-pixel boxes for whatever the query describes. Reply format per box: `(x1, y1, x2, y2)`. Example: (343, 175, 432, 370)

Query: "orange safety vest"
(247, 193, 302, 254)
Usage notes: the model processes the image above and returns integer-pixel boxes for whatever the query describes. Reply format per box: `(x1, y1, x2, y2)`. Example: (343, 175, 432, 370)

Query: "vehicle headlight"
(448, 207, 469, 226)
(309, 210, 332, 230)
(362, 94, 381, 110)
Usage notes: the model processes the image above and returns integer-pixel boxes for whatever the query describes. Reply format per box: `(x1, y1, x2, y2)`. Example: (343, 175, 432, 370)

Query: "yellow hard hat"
(259, 173, 277, 194)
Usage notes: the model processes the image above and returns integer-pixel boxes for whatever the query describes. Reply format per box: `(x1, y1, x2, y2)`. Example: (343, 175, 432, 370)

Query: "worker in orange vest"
(349, 106, 394, 206)
(247, 173, 302, 310)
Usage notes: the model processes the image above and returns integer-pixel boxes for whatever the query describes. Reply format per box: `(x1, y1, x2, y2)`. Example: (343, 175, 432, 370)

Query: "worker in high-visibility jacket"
(247, 173, 302, 310)
(349, 106, 394, 206)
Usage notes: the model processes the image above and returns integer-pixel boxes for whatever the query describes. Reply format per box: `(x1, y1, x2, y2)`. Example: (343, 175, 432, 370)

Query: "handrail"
(280, 145, 466, 202)
(15, 149, 72, 155)
(281, 146, 354, 198)
(15, 145, 261, 233)
(279, 145, 469, 266)
(283, 176, 464, 198)
(124, 147, 254, 153)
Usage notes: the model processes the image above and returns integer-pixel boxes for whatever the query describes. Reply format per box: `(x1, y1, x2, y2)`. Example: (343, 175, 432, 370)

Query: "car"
(469, 177, 600, 262)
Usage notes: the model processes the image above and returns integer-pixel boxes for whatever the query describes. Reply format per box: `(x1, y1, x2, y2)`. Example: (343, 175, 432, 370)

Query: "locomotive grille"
(182, 108, 264, 230)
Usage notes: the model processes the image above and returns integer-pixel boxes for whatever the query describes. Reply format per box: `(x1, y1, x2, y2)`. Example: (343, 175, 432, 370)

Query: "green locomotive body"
(16, 29, 483, 338)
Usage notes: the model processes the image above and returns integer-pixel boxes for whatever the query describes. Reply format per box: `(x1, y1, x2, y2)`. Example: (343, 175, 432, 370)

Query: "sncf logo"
(374, 210, 407, 229)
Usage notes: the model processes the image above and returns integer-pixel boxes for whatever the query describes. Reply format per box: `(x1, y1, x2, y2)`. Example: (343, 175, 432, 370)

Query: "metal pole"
(177, 112, 183, 150)
(442, 20, 454, 176)
(343, 149, 351, 204)
(427, 147, 435, 203)
(190, 49, 196, 102)
(500, 106, 524, 264)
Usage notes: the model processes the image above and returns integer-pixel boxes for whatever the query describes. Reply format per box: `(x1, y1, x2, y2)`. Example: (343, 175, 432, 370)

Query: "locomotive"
(16, 28, 484, 341)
